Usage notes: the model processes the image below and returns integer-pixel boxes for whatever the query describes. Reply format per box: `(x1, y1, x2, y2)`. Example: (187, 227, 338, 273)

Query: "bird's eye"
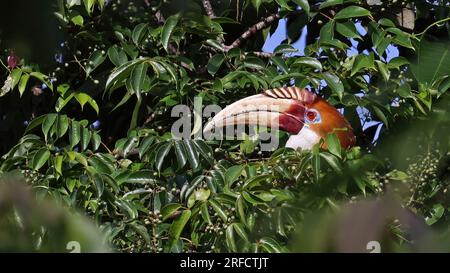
(306, 110, 317, 121)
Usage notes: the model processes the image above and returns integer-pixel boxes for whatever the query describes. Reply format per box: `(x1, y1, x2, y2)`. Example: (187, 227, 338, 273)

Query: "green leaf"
(167, 209, 191, 250)
(114, 199, 138, 219)
(107, 45, 128, 67)
(387, 56, 409, 69)
(325, 133, 342, 158)
(354, 176, 366, 196)
(241, 191, 265, 205)
(183, 140, 199, 169)
(42, 113, 57, 141)
(334, 6, 371, 20)
(70, 13, 84, 26)
(200, 202, 212, 224)
(129, 62, 148, 96)
(55, 93, 74, 113)
(312, 145, 320, 182)
(128, 98, 141, 132)
(351, 54, 374, 76)
(232, 223, 249, 242)
(154, 59, 178, 83)
(387, 28, 414, 49)
(69, 120, 81, 148)
(322, 72, 344, 99)
(124, 170, 157, 185)
(31, 148, 51, 170)
(56, 115, 69, 138)
(236, 195, 247, 226)
(86, 50, 107, 76)
(319, 0, 343, 9)
(161, 203, 182, 221)
(319, 21, 334, 44)
(225, 165, 244, 186)
(294, 57, 322, 71)
(18, 73, 29, 97)
(251, 0, 262, 13)
(83, 0, 95, 15)
(91, 133, 101, 151)
(74, 92, 99, 114)
(274, 44, 297, 54)
(243, 57, 266, 71)
(259, 237, 285, 253)
(426, 204, 445, 225)
(93, 173, 105, 197)
(225, 225, 237, 252)
(132, 23, 148, 45)
(101, 174, 119, 193)
(155, 142, 172, 171)
(320, 152, 343, 173)
(55, 154, 63, 175)
(138, 136, 155, 159)
(25, 115, 46, 133)
(207, 54, 225, 76)
(57, 84, 70, 96)
(378, 18, 395, 27)
(174, 141, 187, 169)
(30, 72, 52, 91)
(410, 39, 450, 85)
(271, 56, 288, 73)
(397, 82, 411, 98)
(192, 140, 214, 166)
(243, 174, 270, 189)
(161, 14, 180, 52)
(375, 60, 390, 81)
(372, 105, 388, 128)
(180, 175, 204, 202)
(122, 137, 139, 158)
(105, 58, 149, 91)
(129, 223, 150, 244)
(80, 127, 91, 151)
(336, 22, 361, 40)
(387, 170, 408, 181)
(8, 70, 21, 92)
(209, 199, 228, 222)
(97, 0, 106, 10)
(89, 155, 114, 174)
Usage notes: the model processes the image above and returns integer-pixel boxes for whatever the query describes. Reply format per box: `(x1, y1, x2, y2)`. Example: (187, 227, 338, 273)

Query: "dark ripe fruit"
(7, 51, 18, 69)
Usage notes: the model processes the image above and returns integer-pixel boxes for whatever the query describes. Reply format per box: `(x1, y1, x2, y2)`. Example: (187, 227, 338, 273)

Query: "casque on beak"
(203, 94, 306, 136)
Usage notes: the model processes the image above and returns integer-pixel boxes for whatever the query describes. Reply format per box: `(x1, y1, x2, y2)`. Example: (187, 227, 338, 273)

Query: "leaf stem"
(414, 17, 450, 39)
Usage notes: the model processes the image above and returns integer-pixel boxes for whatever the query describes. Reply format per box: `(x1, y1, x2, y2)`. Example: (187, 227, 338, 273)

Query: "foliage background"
(0, 0, 449, 252)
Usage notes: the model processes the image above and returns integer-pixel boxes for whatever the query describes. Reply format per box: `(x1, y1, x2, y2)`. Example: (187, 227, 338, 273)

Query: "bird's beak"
(203, 94, 306, 135)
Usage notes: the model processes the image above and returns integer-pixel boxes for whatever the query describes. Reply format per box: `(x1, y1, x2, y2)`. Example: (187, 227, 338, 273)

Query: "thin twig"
(319, 12, 333, 21)
(142, 112, 155, 127)
(101, 141, 112, 154)
(224, 13, 281, 51)
(251, 51, 275, 58)
(72, 54, 95, 81)
(0, 59, 11, 72)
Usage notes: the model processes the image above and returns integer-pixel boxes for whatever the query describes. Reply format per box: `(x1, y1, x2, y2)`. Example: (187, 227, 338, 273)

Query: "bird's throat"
(285, 127, 321, 150)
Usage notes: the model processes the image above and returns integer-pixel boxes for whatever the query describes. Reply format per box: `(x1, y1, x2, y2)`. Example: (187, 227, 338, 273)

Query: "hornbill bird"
(204, 87, 356, 150)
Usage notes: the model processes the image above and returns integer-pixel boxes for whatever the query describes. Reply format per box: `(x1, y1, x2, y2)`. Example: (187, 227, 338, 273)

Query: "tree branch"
(224, 13, 281, 51)
(200, 2, 283, 55)
(201, 0, 216, 18)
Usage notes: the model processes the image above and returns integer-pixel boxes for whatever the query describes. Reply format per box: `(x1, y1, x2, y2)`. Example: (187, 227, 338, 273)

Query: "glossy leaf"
(161, 14, 180, 52)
